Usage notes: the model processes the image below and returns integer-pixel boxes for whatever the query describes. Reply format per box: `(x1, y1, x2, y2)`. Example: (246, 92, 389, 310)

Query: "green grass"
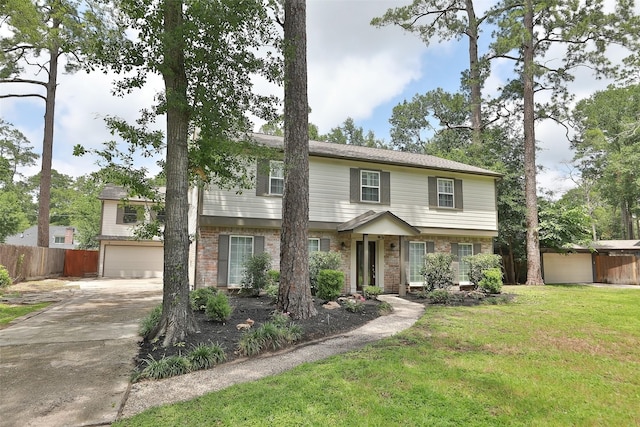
(0, 302, 51, 325)
(115, 285, 640, 426)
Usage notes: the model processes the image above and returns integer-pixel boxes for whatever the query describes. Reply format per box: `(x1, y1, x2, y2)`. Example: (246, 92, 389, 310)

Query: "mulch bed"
(135, 295, 382, 371)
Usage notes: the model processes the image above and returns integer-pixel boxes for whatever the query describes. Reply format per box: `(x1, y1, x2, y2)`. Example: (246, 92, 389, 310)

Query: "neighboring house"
(5, 225, 78, 249)
(195, 133, 502, 294)
(96, 184, 198, 283)
(542, 240, 640, 285)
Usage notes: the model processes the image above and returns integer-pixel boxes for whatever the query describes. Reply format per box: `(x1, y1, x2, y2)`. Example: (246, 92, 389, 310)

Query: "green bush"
(188, 342, 226, 370)
(0, 265, 11, 288)
(465, 253, 502, 286)
(309, 251, 341, 292)
(139, 304, 162, 337)
(205, 293, 233, 322)
(378, 301, 394, 315)
(343, 299, 365, 313)
(316, 269, 344, 301)
(427, 289, 451, 304)
(421, 253, 455, 292)
(190, 287, 217, 311)
(267, 269, 280, 284)
(236, 313, 302, 357)
(240, 252, 272, 297)
(363, 285, 382, 300)
(478, 268, 503, 294)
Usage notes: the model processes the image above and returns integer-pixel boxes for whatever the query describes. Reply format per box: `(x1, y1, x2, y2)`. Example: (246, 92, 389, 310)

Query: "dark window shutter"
(454, 179, 463, 209)
(320, 238, 330, 251)
(403, 239, 409, 263)
(428, 177, 437, 207)
(473, 243, 482, 255)
(256, 159, 270, 196)
(426, 241, 435, 254)
(381, 171, 390, 205)
(350, 168, 360, 202)
(254, 236, 265, 254)
(450, 243, 459, 260)
(116, 205, 124, 224)
(217, 235, 230, 286)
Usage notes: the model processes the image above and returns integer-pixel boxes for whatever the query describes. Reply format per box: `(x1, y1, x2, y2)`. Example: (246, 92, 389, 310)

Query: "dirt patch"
(1, 278, 80, 295)
(135, 295, 382, 371)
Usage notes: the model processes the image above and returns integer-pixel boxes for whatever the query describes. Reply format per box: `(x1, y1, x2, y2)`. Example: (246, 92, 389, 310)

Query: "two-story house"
(195, 133, 501, 294)
(97, 184, 198, 283)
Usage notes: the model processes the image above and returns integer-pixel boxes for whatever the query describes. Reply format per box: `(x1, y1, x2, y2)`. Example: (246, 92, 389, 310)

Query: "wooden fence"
(0, 244, 99, 282)
(0, 244, 66, 282)
(595, 254, 640, 285)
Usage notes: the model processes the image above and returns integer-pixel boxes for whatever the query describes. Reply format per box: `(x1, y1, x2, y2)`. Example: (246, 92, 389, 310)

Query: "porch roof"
(337, 210, 420, 236)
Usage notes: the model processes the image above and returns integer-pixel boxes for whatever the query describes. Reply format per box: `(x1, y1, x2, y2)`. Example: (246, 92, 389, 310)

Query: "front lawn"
(0, 302, 51, 325)
(116, 285, 640, 426)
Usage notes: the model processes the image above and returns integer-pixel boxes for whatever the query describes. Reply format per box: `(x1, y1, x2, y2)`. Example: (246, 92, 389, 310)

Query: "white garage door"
(543, 253, 593, 284)
(103, 245, 164, 279)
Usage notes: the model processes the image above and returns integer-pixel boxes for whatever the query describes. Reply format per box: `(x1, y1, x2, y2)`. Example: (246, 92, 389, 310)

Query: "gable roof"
(99, 184, 166, 202)
(251, 133, 502, 178)
(4, 225, 77, 249)
(337, 210, 421, 236)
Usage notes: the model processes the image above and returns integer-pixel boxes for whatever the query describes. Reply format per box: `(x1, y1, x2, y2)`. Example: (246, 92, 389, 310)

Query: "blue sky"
(1, 0, 619, 195)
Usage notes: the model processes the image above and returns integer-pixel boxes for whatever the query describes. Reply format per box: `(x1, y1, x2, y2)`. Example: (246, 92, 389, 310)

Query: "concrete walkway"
(0, 279, 162, 427)
(120, 295, 425, 419)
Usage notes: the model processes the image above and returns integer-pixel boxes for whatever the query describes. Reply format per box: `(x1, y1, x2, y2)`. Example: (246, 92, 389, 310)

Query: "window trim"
(408, 241, 426, 285)
(53, 236, 65, 244)
(457, 242, 474, 284)
(228, 235, 254, 287)
(437, 178, 455, 208)
(269, 160, 284, 196)
(360, 169, 380, 203)
(308, 238, 320, 253)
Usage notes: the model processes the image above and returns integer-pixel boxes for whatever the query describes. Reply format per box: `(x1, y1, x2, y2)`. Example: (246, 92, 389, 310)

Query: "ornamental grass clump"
(187, 342, 226, 370)
(139, 354, 191, 380)
(236, 312, 302, 357)
(139, 304, 162, 337)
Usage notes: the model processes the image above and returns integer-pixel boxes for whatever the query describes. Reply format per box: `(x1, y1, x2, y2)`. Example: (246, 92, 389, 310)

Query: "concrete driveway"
(0, 278, 162, 427)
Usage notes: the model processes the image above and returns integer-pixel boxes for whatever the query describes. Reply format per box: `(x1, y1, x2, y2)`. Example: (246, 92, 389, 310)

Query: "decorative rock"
(236, 323, 251, 330)
(322, 301, 341, 310)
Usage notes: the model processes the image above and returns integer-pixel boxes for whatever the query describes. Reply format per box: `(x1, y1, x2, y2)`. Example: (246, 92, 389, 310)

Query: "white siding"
(201, 157, 498, 231)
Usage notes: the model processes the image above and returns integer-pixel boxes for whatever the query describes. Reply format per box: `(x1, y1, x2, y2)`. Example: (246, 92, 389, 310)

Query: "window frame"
(437, 178, 455, 208)
(308, 238, 321, 253)
(53, 236, 65, 244)
(458, 243, 474, 284)
(228, 235, 254, 287)
(269, 160, 284, 196)
(360, 170, 380, 203)
(408, 241, 426, 284)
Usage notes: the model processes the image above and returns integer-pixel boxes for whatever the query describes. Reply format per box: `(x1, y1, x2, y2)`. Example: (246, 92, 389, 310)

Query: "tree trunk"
(523, 0, 544, 285)
(151, 0, 198, 346)
(278, 0, 317, 320)
(37, 43, 59, 248)
(465, 0, 483, 145)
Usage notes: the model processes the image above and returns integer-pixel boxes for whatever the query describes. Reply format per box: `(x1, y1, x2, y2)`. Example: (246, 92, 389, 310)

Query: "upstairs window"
(437, 178, 454, 208)
(360, 170, 380, 202)
(269, 161, 284, 195)
(53, 236, 65, 244)
(117, 205, 143, 224)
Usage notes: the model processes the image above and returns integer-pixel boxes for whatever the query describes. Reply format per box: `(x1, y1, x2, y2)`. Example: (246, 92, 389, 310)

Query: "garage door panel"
(543, 253, 592, 284)
(104, 245, 163, 279)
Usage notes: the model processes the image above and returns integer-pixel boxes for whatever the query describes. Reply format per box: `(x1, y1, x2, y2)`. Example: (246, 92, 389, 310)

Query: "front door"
(356, 241, 376, 291)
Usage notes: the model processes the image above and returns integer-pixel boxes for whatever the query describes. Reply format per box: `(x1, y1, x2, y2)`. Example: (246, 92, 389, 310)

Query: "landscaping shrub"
(343, 299, 364, 313)
(363, 285, 382, 300)
(240, 252, 272, 297)
(465, 253, 502, 286)
(316, 269, 344, 301)
(139, 304, 162, 337)
(187, 342, 226, 370)
(478, 267, 503, 294)
(205, 293, 233, 322)
(309, 251, 341, 292)
(190, 287, 217, 311)
(267, 269, 280, 285)
(236, 312, 302, 357)
(0, 265, 11, 288)
(421, 253, 455, 292)
(427, 289, 452, 304)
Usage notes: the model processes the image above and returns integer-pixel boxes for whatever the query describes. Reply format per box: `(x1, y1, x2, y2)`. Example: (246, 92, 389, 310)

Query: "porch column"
(363, 233, 369, 289)
(399, 235, 406, 296)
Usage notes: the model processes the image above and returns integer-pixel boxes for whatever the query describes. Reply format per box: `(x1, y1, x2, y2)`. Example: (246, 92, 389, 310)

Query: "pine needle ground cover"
(116, 285, 640, 426)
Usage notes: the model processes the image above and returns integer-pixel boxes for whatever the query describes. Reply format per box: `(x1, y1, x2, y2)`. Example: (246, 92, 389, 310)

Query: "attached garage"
(102, 243, 163, 279)
(542, 252, 593, 284)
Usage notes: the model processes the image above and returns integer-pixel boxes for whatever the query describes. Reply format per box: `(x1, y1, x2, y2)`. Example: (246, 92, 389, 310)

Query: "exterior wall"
(196, 225, 493, 294)
(201, 157, 498, 232)
(100, 200, 161, 239)
(542, 253, 594, 284)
